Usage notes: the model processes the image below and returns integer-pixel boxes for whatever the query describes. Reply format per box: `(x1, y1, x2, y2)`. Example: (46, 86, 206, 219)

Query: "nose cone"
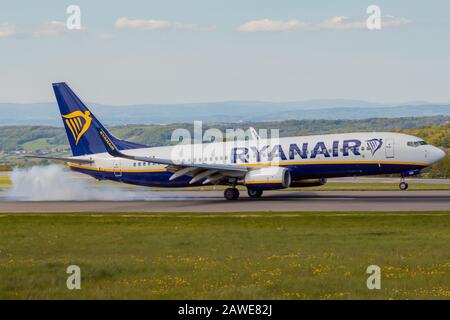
(430, 146, 446, 164)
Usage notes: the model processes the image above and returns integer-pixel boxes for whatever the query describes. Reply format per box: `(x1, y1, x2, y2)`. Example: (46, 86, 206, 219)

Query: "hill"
(1, 116, 449, 177)
(1, 101, 450, 126)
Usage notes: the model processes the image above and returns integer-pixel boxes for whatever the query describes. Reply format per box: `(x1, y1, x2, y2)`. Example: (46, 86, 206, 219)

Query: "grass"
(0, 175, 11, 188)
(20, 138, 67, 152)
(0, 211, 449, 299)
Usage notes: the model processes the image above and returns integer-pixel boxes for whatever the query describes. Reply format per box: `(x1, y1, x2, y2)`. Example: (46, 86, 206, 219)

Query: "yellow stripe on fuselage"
(68, 163, 167, 173)
(246, 180, 282, 184)
(237, 160, 429, 167)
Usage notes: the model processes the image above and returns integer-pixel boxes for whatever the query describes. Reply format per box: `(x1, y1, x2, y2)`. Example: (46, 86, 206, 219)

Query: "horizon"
(1, 98, 450, 107)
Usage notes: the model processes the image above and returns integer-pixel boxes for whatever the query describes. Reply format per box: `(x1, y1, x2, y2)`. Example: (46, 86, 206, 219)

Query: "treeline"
(2, 115, 449, 152)
(0, 116, 449, 177)
(401, 123, 450, 178)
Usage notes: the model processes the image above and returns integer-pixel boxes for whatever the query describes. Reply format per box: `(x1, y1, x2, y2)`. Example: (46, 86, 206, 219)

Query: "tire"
(224, 188, 239, 200)
(247, 189, 263, 198)
(399, 182, 408, 190)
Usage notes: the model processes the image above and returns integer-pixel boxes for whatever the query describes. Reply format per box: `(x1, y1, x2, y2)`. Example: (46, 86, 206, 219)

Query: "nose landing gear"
(399, 178, 409, 190)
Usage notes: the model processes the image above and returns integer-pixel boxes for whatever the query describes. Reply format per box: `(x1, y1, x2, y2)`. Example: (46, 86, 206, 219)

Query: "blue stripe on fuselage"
(70, 162, 426, 187)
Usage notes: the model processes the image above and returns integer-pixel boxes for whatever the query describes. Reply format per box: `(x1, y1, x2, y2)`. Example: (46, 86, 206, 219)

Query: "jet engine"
(290, 178, 327, 188)
(243, 167, 291, 190)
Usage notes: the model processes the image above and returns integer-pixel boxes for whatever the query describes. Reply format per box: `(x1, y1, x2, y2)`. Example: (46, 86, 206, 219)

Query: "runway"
(1, 190, 449, 212)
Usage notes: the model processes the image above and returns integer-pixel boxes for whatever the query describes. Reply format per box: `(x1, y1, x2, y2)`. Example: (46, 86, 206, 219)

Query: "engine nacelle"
(244, 167, 291, 190)
(290, 178, 327, 188)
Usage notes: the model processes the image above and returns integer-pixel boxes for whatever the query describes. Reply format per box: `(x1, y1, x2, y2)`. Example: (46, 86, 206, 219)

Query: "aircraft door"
(113, 160, 122, 177)
(385, 139, 394, 158)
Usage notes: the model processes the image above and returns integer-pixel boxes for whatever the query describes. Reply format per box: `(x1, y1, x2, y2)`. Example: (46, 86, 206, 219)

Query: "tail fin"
(53, 82, 146, 156)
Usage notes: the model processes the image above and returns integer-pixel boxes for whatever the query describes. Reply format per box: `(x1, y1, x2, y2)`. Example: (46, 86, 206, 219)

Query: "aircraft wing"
(24, 155, 94, 164)
(97, 128, 248, 185)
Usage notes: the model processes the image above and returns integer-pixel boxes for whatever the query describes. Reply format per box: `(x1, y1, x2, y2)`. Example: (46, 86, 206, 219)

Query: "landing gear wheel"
(224, 188, 240, 200)
(247, 189, 263, 198)
(399, 182, 408, 190)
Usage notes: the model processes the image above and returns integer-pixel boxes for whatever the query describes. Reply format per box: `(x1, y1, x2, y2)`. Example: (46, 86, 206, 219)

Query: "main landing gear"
(224, 188, 264, 200)
(224, 187, 240, 200)
(247, 189, 263, 198)
(399, 178, 409, 190)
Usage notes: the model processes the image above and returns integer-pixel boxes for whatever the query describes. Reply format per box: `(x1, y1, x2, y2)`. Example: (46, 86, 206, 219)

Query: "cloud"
(319, 16, 365, 30)
(319, 15, 411, 30)
(1, 21, 86, 39)
(115, 17, 171, 30)
(0, 23, 16, 38)
(115, 17, 216, 32)
(33, 21, 86, 37)
(238, 19, 307, 32)
(238, 16, 411, 33)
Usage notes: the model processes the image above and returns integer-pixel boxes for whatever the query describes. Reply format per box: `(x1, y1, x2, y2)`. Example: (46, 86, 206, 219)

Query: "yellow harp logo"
(63, 110, 92, 145)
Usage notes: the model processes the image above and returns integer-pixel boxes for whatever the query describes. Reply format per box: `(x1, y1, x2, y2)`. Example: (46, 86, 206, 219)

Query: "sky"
(0, 0, 449, 104)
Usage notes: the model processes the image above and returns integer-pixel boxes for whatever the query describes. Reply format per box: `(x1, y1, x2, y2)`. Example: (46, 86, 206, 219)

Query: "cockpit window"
(407, 141, 427, 147)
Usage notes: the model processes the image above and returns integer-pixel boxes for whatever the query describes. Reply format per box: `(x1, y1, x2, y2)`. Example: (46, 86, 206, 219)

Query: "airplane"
(28, 82, 446, 200)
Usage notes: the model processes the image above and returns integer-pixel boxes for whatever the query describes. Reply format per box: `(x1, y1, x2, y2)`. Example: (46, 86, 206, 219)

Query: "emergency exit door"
(113, 160, 122, 177)
(385, 140, 394, 158)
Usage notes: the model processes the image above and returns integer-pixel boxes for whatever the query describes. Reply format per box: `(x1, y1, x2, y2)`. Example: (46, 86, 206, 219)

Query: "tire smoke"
(6, 165, 134, 201)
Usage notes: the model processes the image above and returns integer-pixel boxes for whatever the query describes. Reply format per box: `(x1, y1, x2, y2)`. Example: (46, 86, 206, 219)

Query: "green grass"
(20, 138, 53, 151)
(20, 138, 68, 152)
(0, 211, 449, 299)
(0, 175, 11, 188)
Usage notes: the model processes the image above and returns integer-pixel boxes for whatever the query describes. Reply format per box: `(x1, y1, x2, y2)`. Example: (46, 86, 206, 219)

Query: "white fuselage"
(68, 132, 445, 187)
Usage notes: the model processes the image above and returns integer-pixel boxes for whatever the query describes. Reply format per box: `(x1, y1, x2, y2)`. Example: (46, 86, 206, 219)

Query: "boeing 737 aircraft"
(29, 83, 446, 200)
